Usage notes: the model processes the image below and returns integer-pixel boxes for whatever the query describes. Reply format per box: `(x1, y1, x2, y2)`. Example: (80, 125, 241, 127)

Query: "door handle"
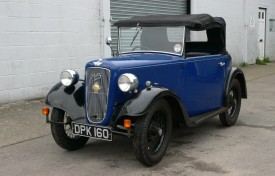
(218, 62, 225, 67)
(259, 39, 263, 42)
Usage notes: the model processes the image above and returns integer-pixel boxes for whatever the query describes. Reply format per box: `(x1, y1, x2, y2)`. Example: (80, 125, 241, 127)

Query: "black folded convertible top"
(113, 14, 225, 30)
(114, 14, 227, 54)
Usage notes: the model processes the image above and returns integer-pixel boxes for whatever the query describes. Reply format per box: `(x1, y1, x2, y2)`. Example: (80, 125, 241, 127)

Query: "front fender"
(45, 81, 86, 120)
(118, 87, 168, 117)
(116, 87, 190, 125)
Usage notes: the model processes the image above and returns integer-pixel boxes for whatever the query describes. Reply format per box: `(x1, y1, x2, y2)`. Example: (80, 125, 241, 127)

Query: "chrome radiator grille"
(86, 68, 110, 123)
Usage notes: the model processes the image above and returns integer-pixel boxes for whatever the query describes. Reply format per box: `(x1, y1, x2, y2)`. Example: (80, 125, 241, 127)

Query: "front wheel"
(51, 108, 89, 150)
(133, 99, 172, 166)
(219, 79, 242, 126)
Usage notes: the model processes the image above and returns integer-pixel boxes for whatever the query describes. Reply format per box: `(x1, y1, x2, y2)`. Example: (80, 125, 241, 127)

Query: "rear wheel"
(133, 99, 172, 166)
(51, 108, 89, 150)
(219, 79, 242, 126)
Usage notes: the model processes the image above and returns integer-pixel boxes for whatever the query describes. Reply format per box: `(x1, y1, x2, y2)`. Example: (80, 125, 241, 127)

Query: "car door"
(180, 55, 226, 117)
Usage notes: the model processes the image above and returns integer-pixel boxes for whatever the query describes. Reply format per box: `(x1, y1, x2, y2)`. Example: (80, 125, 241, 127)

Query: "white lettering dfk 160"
(74, 124, 110, 139)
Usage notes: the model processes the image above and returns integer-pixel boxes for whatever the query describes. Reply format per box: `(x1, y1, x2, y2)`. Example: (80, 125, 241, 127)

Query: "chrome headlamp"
(118, 73, 139, 92)
(60, 70, 79, 87)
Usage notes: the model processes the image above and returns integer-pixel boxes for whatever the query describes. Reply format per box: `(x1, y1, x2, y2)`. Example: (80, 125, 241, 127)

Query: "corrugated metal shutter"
(110, 0, 188, 53)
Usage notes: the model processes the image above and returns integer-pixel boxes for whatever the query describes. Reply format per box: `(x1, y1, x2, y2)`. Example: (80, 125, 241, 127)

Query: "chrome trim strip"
(182, 26, 186, 57)
(186, 54, 222, 58)
(118, 28, 121, 55)
(85, 67, 111, 124)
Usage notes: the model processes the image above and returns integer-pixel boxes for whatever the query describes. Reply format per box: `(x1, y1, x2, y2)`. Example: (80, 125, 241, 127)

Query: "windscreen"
(119, 27, 185, 55)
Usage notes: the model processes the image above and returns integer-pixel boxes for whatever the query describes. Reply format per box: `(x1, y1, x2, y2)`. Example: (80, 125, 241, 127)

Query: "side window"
(185, 28, 221, 58)
(187, 30, 208, 42)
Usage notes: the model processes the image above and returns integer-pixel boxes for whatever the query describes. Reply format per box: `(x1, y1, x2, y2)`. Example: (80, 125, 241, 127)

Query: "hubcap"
(64, 113, 79, 139)
(147, 111, 166, 154)
(228, 90, 237, 118)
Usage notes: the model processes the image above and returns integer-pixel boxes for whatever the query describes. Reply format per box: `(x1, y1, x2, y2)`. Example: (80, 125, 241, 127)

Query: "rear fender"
(225, 67, 247, 105)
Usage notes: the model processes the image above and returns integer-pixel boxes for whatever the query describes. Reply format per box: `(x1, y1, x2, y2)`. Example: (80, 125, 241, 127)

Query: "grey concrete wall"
(191, 0, 275, 65)
(0, 0, 111, 104)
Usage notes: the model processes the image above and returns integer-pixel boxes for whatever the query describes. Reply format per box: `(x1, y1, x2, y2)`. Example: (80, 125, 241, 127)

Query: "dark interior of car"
(185, 28, 225, 58)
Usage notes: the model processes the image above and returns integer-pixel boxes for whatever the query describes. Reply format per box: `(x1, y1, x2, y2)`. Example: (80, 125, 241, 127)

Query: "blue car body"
(82, 52, 231, 126)
(46, 51, 244, 128)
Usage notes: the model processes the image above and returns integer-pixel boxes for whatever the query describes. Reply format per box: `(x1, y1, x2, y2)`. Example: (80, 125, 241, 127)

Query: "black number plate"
(72, 123, 112, 141)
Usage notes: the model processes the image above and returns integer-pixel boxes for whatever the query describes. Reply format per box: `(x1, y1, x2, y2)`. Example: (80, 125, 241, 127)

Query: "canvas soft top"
(113, 14, 225, 30)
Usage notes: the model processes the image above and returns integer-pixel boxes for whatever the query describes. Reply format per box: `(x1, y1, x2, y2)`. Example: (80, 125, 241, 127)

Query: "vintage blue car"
(43, 14, 247, 166)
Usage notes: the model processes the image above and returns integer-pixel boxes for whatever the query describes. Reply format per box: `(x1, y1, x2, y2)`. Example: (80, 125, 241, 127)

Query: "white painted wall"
(0, 0, 111, 104)
(1, 0, 274, 104)
(191, 0, 275, 65)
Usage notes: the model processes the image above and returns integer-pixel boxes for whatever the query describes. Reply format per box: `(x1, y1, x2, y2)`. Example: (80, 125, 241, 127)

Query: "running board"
(189, 107, 227, 126)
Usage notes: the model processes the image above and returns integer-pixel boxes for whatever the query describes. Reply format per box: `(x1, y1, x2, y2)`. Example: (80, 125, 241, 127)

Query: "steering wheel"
(132, 45, 151, 51)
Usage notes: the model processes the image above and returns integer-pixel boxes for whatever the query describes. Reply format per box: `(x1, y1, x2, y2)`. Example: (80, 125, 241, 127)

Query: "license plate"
(72, 123, 112, 141)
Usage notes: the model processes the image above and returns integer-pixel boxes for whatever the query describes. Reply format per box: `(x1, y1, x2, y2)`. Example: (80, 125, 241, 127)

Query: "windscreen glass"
(119, 27, 185, 55)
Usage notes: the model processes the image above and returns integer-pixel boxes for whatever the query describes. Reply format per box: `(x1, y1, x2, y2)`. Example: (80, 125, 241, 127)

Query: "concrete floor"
(1, 63, 275, 176)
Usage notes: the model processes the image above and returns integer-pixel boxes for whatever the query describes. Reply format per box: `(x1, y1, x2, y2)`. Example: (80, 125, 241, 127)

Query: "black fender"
(225, 67, 247, 104)
(45, 81, 86, 120)
(116, 87, 192, 126)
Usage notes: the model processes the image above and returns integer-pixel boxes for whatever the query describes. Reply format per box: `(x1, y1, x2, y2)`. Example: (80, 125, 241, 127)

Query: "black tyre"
(219, 79, 242, 126)
(133, 99, 172, 166)
(51, 108, 89, 150)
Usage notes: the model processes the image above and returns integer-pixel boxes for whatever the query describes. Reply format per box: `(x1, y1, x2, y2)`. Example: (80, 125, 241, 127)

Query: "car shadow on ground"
(57, 117, 234, 169)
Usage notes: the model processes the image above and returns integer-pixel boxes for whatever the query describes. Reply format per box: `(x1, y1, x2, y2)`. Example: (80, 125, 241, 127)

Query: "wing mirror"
(105, 36, 115, 56)
(106, 36, 112, 45)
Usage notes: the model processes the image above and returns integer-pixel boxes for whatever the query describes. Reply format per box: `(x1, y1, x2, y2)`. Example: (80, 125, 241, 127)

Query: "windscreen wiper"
(130, 23, 141, 46)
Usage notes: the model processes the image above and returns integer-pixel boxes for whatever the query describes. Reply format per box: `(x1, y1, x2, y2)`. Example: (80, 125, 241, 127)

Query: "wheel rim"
(147, 111, 166, 154)
(64, 113, 79, 139)
(228, 90, 238, 119)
